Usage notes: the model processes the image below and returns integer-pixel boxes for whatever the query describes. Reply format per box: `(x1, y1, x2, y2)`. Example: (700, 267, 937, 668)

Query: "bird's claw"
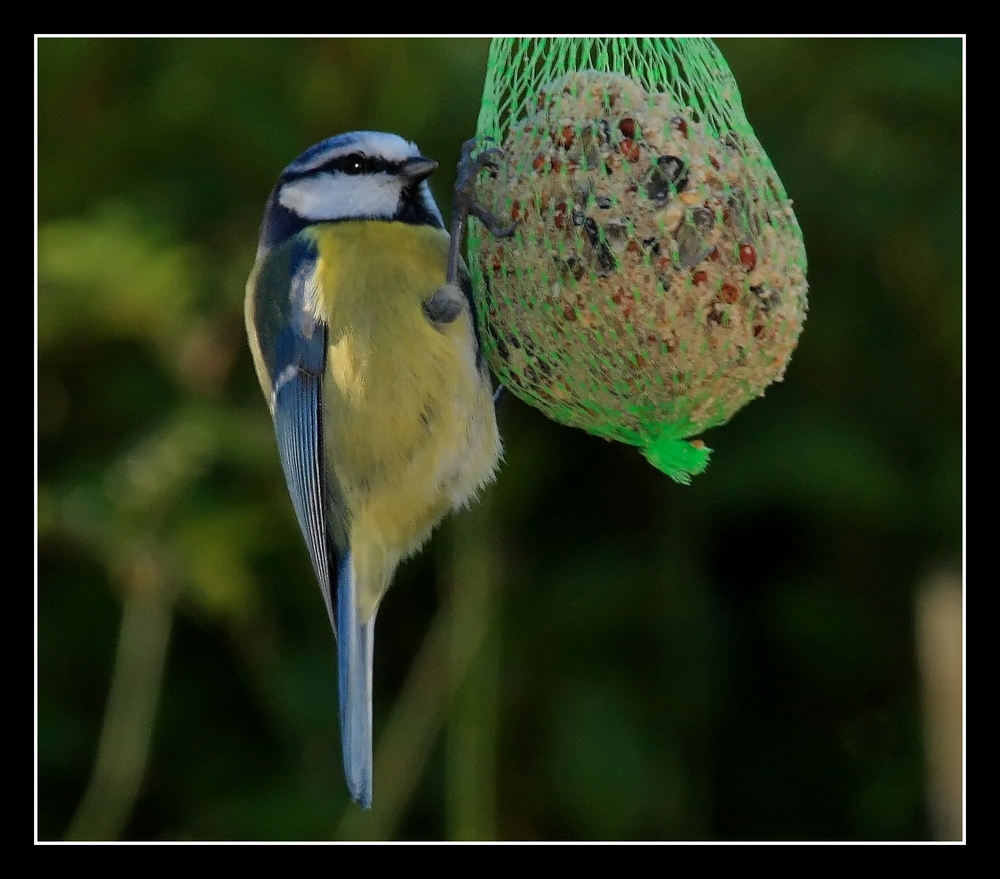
(456, 140, 518, 239)
(449, 138, 518, 283)
(469, 204, 518, 240)
(455, 139, 502, 193)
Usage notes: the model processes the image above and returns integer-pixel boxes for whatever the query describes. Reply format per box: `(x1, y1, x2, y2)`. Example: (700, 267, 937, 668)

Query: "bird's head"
(259, 130, 444, 247)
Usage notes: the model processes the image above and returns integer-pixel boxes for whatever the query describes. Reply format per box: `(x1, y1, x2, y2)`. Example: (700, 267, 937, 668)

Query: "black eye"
(341, 153, 367, 175)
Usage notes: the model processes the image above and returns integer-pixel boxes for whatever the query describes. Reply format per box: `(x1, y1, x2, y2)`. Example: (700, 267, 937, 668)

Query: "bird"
(244, 130, 505, 808)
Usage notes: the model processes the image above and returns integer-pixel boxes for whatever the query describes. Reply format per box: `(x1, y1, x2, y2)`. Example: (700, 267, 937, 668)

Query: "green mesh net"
(466, 38, 808, 483)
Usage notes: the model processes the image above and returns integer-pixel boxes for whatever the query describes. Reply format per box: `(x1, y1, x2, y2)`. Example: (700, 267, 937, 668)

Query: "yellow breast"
(307, 221, 501, 617)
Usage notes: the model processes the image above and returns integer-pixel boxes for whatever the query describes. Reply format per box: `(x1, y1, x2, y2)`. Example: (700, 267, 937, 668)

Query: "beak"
(402, 155, 438, 183)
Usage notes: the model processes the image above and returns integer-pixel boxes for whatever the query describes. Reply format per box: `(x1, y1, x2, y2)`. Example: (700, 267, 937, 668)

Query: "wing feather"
(251, 236, 337, 633)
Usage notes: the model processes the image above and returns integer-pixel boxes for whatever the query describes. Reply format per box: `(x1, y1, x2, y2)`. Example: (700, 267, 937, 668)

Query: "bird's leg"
(447, 137, 517, 286)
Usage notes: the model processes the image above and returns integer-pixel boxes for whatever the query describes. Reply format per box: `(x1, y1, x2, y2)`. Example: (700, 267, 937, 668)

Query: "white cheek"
(279, 173, 401, 221)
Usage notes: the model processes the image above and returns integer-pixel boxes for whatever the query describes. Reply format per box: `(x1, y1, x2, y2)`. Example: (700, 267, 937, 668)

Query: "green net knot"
(641, 431, 712, 485)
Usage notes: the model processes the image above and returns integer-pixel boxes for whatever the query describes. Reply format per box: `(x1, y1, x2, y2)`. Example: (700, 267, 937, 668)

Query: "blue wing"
(250, 236, 337, 633)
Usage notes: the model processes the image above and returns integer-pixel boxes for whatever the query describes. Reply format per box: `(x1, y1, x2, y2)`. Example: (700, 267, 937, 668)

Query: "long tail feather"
(336, 552, 375, 809)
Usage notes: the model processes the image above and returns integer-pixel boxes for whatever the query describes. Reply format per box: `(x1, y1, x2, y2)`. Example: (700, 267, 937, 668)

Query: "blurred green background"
(36, 37, 963, 841)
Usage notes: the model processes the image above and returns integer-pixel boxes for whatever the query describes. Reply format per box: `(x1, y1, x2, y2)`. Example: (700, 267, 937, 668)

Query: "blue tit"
(244, 131, 502, 809)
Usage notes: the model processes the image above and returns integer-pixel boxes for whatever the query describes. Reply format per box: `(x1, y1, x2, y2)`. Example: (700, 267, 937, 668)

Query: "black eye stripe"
(328, 152, 403, 176)
(334, 152, 375, 175)
(283, 152, 403, 182)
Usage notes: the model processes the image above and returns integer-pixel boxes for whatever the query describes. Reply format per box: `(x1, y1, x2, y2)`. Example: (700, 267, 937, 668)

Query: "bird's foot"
(448, 137, 517, 284)
(454, 138, 518, 239)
